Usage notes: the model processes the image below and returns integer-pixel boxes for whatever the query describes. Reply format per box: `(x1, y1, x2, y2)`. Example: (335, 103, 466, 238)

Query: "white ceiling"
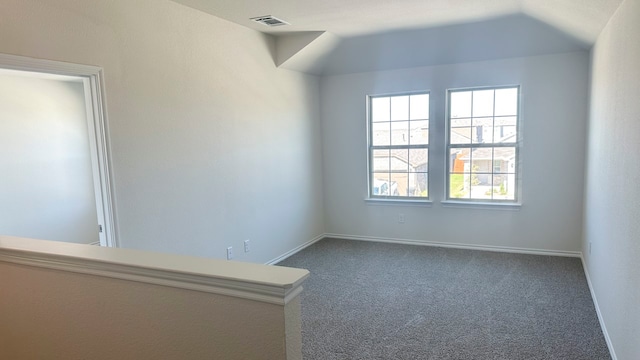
(172, 0, 622, 44)
(170, 0, 623, 75)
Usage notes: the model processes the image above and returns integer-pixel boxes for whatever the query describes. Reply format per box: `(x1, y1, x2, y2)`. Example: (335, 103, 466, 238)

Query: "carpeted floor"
(277, 238, 611, 360)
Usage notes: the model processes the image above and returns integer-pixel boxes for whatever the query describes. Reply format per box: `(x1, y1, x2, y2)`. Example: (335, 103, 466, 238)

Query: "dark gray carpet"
(278, 238, 611, 360)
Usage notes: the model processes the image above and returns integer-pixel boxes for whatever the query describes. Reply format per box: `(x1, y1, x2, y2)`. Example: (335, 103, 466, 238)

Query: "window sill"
(441, 200, 521, 210)
(365, 198, 433, 207)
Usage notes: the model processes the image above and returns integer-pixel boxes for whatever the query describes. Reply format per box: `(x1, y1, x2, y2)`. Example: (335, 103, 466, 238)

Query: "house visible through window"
(447, 86, 519, 201)
(368, 92, 429, 199)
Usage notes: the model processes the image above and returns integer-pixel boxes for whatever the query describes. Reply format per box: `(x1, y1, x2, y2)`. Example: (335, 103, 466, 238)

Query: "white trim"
(0, 236, 309, 306)
(0, 53, 117, 247)
(365, 198, 433, 207)
(265, 234, 325, 265)
(266, 233, 581, 262)
(581, 255, 617, 360)
(265, 233, 581, 267)
(0, 53, 104, 76)
(325, 233, 582, 257)
(441, 200, 521, 210)
(85, 69, 117, 247)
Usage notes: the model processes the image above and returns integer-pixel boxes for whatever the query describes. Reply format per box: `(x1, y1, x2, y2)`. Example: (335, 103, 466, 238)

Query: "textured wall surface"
(0, 261, 299, 360)
(321, 52, 589, 253)
(584, 0, 640, 358)
(0, 0, 324, 263)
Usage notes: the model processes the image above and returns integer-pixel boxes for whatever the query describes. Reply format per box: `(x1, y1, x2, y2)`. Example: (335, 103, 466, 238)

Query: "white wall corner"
(275, 31, 341, 75)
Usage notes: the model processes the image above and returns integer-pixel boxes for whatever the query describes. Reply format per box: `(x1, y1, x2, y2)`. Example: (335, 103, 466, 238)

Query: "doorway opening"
(0, 53, 116, 247)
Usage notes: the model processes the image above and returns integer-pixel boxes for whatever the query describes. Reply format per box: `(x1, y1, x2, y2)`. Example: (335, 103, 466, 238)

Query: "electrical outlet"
(244, 239, 251, 253)
(226, 246, 233, 260)
(398, 213, 405, 224)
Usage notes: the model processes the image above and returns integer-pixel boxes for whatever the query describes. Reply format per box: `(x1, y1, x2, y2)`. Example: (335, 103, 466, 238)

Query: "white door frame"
(0, 53, 117, 247)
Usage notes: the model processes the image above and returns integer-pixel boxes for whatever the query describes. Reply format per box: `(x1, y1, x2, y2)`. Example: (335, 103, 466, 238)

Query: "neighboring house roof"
(392, 148, 427, 168)
(458, 147, 515, 161)
(450, 126, 516, 145)
(495, 132, 517, 143)
(388, 126, 428, 147)
(450, 128, 471, 144)
(373, 126, 429, 170)
(373, 148, 428, 170)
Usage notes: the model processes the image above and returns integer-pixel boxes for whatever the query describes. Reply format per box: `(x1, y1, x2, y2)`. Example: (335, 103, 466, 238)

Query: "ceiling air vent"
(250, 15, 290, 27)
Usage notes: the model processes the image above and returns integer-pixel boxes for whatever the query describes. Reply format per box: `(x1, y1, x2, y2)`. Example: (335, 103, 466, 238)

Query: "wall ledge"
(0, 236, 309, 305)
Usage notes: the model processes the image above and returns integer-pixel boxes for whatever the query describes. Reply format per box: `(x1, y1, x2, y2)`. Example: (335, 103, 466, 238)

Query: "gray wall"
(584, 0, 640, 358)
(0, 72, 98, 244)
(321, 52, 589, 253)
(0, 0, 325, 263)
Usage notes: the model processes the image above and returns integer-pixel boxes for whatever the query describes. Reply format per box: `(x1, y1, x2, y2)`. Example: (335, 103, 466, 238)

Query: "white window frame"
(366, 91, 430, 202)
(445, 85, 521, 205)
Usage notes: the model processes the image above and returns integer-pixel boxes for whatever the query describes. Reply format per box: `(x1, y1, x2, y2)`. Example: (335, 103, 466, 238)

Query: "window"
(368, 92, 429, 199)
(447, 87, 519, 202)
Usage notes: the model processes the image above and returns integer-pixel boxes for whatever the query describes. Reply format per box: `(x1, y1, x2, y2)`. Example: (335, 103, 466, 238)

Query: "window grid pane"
(369, 92, 429, 199)
(447, 87, 519, 202)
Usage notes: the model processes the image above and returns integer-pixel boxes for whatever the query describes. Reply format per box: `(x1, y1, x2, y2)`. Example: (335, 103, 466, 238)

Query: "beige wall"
(0, 261, 301, 360)
(0, 0, 324, 262)
(584, 0, 640, 358)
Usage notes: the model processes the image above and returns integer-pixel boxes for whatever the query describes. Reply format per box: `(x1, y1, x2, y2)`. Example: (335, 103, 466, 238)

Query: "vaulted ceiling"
(171, 0, 624, 75)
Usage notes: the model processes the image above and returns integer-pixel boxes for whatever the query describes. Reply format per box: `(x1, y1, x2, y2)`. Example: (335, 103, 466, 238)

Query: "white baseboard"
(269, 232, 581, 266)
(325, 233, 582, 258)
(581, 256, 617, 360)
(265, 234, 325, 265)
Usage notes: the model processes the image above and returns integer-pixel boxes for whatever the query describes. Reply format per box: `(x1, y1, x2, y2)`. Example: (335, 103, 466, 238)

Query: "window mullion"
(449, 143, 515, 149)
(491, 89, 496, 200)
